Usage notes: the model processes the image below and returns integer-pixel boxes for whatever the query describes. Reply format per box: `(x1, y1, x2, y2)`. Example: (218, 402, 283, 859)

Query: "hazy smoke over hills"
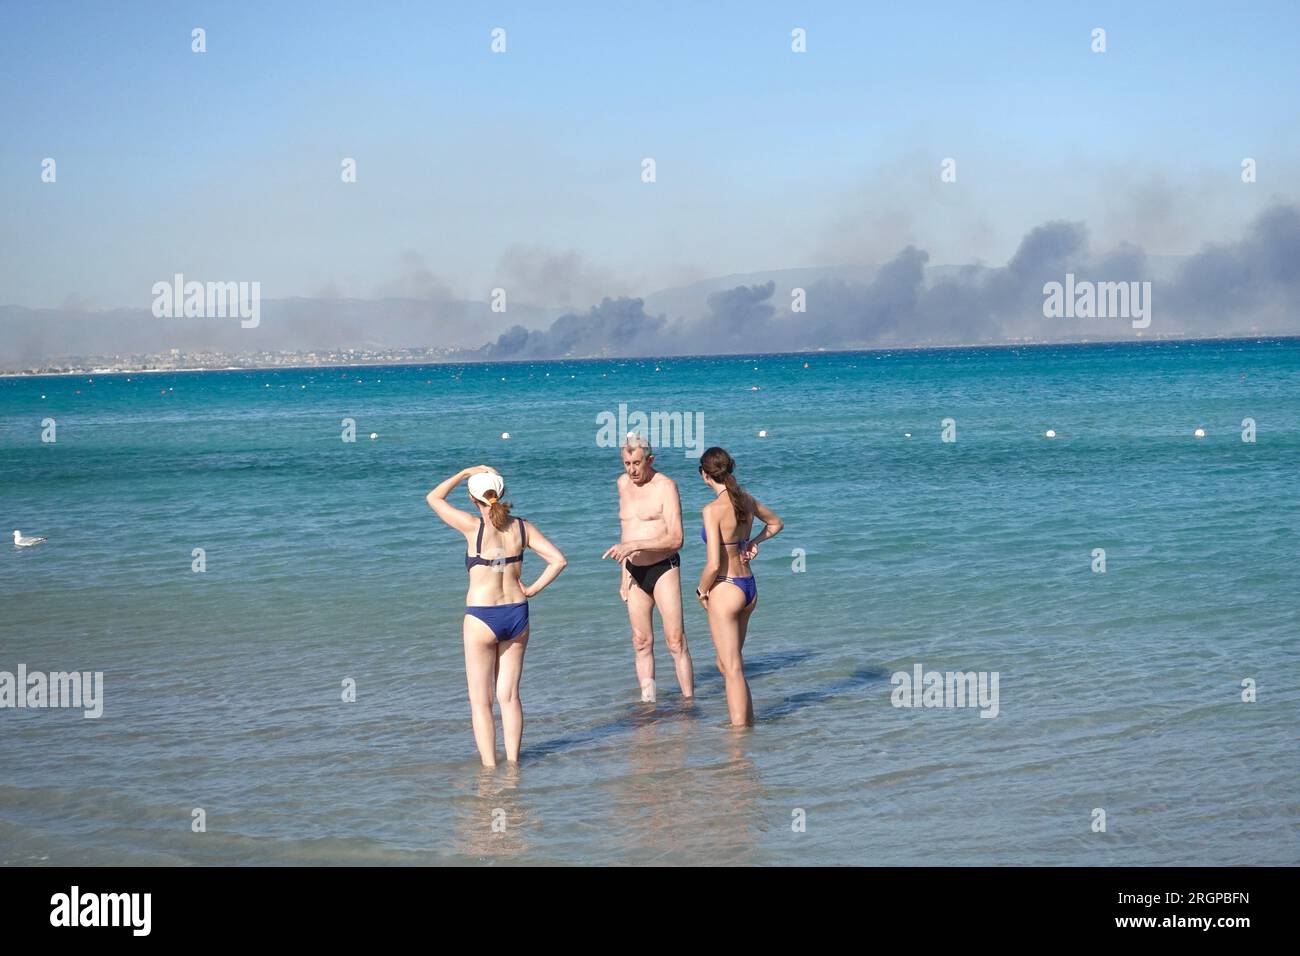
(478, 203, 1299, 360)
(3, 204, 1297, 368)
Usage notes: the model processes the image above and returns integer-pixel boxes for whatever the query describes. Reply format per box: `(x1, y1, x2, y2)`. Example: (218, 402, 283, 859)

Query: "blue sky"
(2, 0, 1297, 309)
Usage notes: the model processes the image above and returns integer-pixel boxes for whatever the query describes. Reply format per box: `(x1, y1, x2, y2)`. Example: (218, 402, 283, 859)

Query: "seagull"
(13, 530, 47, 547)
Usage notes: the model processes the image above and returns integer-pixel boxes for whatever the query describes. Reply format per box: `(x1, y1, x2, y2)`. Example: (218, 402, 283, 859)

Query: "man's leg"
(653, 560, 694, 699)
(626, 576, 658, 701)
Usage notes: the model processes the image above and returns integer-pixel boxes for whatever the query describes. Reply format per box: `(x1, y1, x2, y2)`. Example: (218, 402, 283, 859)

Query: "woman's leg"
(707, 584, 753, 728)
(495, 630, 530, 762)
(738, 594, 757, 652)
(737, 596, 757, 724)
(463, 615, 500, 767)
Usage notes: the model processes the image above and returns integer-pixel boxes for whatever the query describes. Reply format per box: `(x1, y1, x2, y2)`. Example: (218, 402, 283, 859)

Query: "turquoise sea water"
(1, 339, 1297, 865)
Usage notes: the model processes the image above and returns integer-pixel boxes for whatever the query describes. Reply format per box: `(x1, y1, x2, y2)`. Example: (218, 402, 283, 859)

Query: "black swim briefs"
(625, 552, 681, 596)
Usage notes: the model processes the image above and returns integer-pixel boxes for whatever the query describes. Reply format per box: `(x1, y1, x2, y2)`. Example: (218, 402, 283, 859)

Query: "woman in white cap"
(427, 465, 567, 766)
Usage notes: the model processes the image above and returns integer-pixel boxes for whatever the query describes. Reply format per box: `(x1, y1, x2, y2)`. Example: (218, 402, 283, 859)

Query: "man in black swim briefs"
(602, 434, 694, 702)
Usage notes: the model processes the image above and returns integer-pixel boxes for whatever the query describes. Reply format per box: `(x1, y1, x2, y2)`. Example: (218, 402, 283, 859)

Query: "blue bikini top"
(466, 516, 526, 571)
(699, 524, 750, 548)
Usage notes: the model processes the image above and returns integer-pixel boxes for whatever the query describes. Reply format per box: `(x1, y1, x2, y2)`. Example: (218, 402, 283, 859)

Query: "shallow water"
(2, 340, 1297, 864)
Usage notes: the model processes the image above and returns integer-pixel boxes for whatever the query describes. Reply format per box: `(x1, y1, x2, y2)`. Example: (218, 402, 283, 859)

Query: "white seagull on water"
(13, 530, 47, 547)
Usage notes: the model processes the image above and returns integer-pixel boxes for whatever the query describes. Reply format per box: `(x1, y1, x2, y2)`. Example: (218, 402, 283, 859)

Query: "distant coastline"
(3, 332, 1297, 379)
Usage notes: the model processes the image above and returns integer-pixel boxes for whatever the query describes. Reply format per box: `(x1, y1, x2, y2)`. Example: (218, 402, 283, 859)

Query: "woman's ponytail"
(700, 447, 751, 524)
(481, 490, 513, 530)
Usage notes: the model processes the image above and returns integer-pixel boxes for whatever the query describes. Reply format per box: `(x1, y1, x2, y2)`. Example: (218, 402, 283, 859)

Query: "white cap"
(467, 471, 504, 503)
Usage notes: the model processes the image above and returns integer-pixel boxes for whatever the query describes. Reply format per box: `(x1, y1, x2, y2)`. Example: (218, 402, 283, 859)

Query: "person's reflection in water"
(608, 698, 766, 865)
(448, 763, 537, 862)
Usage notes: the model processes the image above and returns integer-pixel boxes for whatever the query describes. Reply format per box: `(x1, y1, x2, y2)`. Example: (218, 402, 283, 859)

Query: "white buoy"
(757, 430, 768, 438)
(904, 432, 912, 439)
(1045, 429, 1057, 439)
(1194, 428, 1206, 438)
(369, 433, 378, 440)
(501, 432, 511, 440)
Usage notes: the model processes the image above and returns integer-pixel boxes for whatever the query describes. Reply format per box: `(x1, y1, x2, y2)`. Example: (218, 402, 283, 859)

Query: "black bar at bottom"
(0, 866, 1283, 941)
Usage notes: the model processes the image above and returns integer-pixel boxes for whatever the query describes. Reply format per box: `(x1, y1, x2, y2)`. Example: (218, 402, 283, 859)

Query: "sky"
(1, 0, 1298, 313)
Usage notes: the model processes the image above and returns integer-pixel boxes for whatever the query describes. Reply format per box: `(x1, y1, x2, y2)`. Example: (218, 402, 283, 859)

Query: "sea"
(2, 338, 1297, 865)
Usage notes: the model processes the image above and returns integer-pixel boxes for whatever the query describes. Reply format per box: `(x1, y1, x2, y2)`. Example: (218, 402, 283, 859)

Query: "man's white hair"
(623, 431, 653, 457)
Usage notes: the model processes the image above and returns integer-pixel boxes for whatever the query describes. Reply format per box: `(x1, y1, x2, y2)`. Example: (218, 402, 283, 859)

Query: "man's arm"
(613, 476, 632, 599)
(658, 477, 685, 552)
(619, 562, 631, 602)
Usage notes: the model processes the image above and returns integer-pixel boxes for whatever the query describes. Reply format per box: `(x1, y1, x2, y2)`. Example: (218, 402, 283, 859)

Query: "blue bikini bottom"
(719, 575, 757, 606)
(465, 601, 530, 641)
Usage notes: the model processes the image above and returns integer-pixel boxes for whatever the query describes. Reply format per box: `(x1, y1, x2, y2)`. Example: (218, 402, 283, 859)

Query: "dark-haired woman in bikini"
(694, 447, 783, 727)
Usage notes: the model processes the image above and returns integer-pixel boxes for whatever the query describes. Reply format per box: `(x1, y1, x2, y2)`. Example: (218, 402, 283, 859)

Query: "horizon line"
(5, 333, 1298, 379)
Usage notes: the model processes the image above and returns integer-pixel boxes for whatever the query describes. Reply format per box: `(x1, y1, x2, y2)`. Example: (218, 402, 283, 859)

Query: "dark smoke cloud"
(1166, 204, 1300, 331)
(482, 296, 668, 359)
(472, 203, 1299, 359)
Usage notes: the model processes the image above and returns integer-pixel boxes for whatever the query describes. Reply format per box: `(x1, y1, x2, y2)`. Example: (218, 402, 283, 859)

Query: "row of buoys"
(756, 427, 1210, 440)
(1039, 427, 1208, 438)
(491, 427, 1212, 441)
